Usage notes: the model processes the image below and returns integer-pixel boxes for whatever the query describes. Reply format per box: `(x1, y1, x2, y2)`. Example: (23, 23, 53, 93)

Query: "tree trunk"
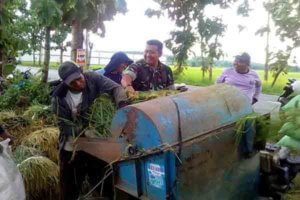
(88, 42, 93, 68)
(271, 68, 284, 87)
(0, 51, 3, 77)
(209, 66, 212, 81)
(39, 43, 43, 66)
(85, 29, 89, 69)
(0, 0, 4, 77)
(60, 43, 63, 64)
(33, 51, 36, 66)
(71, 19, 84, 61)
(200, 40, 206, 79)
(42, 27, 51, 83)
(264, 12, 271, 81)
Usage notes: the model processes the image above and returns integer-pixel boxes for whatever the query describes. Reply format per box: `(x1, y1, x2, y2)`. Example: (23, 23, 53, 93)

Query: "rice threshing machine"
(77, 84, 263, 200)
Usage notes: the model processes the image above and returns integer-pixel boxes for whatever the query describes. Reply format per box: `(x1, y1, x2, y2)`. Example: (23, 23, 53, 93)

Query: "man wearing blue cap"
(52, 61, 128, 200)
(96, 52, 133, 84)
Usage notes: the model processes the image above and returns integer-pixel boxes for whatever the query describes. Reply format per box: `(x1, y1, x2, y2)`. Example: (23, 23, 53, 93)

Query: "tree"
(31, 0, 62, 83)
(146, 0, 248, 74)
(85, 30, 94, 69)
(56, 0, 128, 61)
(255, 1, 271, 81)
(18, 8, 44, 66)
(265, 0, 300, 86)
(197, 16, 225, 80)
(269, 49, 292, 87)
(52, 25, 71, 64)
(0, 0, 29, 76)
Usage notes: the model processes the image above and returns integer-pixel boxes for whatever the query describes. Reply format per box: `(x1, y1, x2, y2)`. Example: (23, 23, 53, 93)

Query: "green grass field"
(175, 67, 300, 95)
(20, 61, 300, 95)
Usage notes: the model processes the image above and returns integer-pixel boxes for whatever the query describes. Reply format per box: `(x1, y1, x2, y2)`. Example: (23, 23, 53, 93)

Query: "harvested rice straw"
(0, 111, 29, 129)
(22, 127, 59, 163)
(13, 145, 43, 164)
(18, 156, 59, 200)
(131, 90, 180, 103)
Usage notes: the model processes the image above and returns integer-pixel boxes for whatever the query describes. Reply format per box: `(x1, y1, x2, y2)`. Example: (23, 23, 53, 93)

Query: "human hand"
(177, 86, 188, 92)
(125, 86, 138, 100)
(1, 132, 14, 145)
(252, 97, 258, 105)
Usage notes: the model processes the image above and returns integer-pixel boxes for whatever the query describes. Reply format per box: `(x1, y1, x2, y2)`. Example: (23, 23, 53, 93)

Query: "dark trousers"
(59, 150, 113, 200)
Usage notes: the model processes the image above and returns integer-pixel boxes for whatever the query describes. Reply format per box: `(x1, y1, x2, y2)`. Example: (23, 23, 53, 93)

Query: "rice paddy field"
(174, 67, 300, 95)
(20, 61, 300, 96)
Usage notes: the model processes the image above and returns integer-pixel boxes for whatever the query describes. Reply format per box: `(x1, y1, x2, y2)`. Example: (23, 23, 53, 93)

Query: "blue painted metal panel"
(115, 160, 140, 197)
(135, 112, 162, 150)
(177, 128, 260, 200)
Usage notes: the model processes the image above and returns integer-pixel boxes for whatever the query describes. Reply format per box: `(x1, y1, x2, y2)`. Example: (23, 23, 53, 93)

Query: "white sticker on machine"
(147, 163, 165, 189)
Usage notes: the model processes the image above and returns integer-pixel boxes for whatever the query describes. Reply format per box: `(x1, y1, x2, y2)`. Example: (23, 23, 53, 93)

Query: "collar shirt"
(124, 59, 174, 91)
(216, 67, 262, 101)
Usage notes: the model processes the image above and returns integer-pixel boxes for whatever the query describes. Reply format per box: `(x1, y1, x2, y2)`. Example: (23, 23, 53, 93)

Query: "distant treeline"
(167, 56, 300, 72)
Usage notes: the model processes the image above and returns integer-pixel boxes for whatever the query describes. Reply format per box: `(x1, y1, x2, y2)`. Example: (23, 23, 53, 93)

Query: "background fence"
(18, 50, 172, 66)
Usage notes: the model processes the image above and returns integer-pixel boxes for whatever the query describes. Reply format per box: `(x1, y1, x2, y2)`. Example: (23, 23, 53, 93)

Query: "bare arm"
(121, 74, 133, 88)
(121, 74, 137, 99)
(253, 77, 262, 101)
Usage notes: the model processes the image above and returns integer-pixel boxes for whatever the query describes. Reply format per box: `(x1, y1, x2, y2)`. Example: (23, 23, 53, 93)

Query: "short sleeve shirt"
(124, 59, 174, 91)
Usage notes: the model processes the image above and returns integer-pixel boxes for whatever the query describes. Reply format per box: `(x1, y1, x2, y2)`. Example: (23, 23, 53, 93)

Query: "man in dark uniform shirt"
(121, 40, 175, 93)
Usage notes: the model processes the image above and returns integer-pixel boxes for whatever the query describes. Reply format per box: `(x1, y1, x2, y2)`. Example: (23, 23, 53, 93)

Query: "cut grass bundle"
(88, 95, 116, 138)
(23, 104, 57, 125)
(130, 90, 180, 103)
(87, 90, 180, 138)
(0, 111, 29, 129)
(13, 145, 43, 164)
(234, 113, 278, 147)
(22, 127, 59, 163)
(23, 104, 50, 120)
(18, 156, 59, 200)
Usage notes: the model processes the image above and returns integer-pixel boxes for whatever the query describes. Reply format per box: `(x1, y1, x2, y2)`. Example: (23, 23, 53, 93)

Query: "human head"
(144, 39, 163, 67)
(234, 52, 250, 74)
(58, 61, 86, 91)
(105, 52, 133, 74)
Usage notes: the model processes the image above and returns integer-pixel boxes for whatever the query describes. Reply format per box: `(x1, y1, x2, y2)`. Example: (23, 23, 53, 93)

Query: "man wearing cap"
(216, 53, 262, 104)
(52, 61, 128, 200)
(121, 40, 175, 94)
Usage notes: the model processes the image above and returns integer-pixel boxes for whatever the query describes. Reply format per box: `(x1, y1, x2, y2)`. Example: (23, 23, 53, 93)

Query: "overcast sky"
(87, 0, 299, 64)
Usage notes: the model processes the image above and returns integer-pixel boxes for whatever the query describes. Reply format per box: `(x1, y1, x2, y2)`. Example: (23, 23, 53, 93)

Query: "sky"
(86, 0, 298, 64)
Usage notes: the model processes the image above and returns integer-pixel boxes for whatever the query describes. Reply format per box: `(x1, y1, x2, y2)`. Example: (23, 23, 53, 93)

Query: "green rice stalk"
(23, 104, 57, 126)
(21, 128, 59, 163)
(88, 95, 116, 138)
(131, 90, 180, 103)
(23, 104, 50, 120)
(234, 113, 275, 147)
(18, 156, 59, 200)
